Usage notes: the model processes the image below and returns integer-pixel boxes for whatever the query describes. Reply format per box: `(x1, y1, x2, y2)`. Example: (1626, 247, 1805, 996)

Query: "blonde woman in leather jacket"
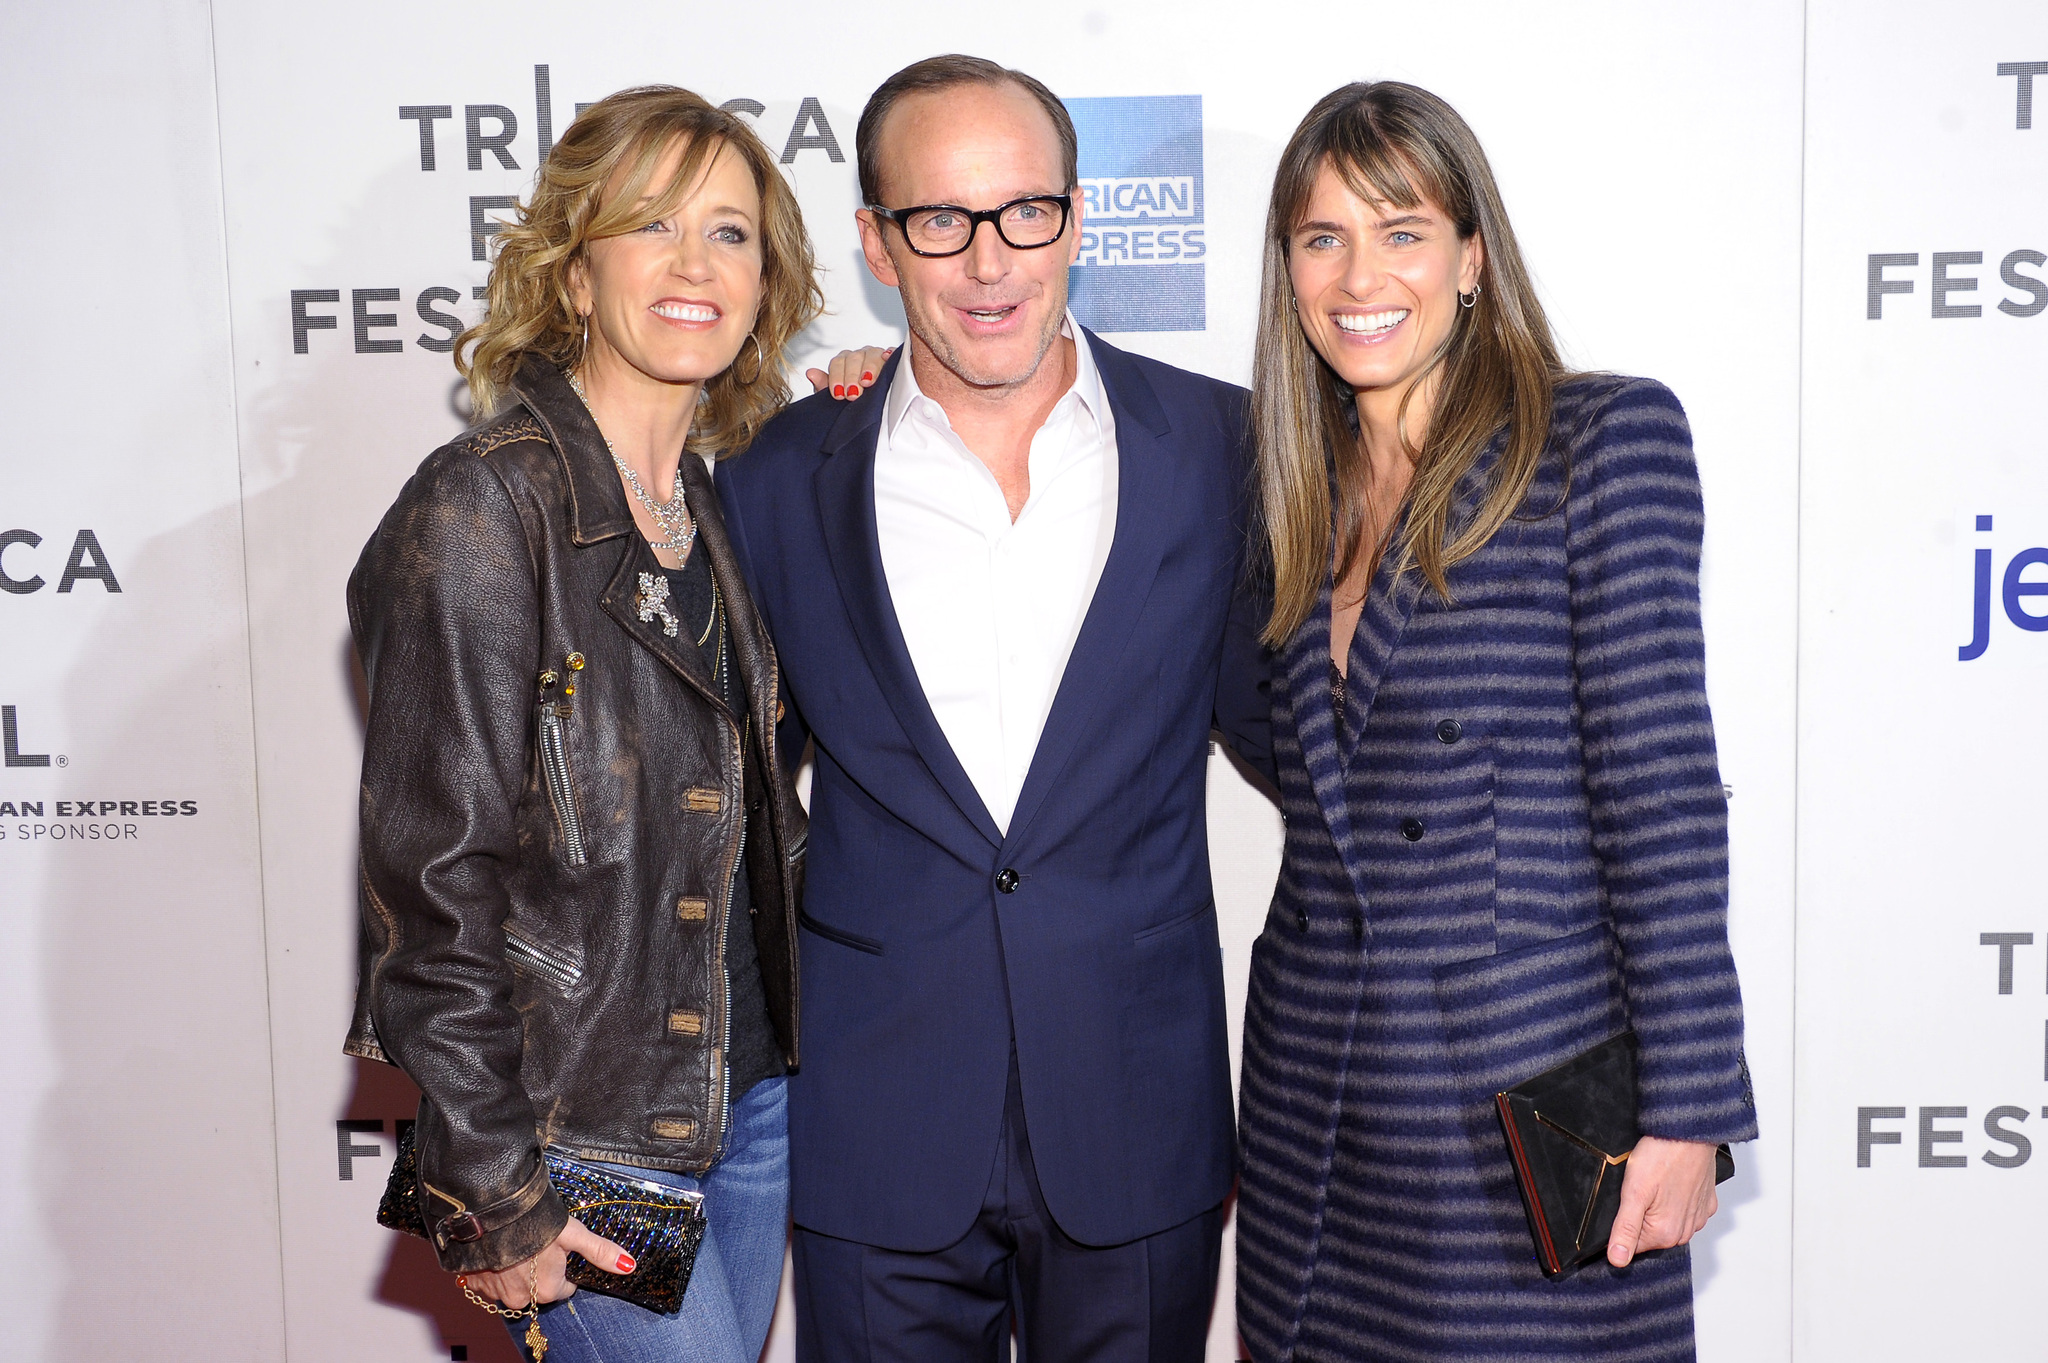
(347, 85, 818, 1363)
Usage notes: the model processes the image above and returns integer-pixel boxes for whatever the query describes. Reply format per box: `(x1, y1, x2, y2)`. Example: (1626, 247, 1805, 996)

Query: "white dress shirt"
(873, 315, 1119, 835)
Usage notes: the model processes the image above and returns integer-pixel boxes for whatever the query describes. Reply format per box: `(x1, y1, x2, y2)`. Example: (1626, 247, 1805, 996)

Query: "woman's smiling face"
(573, 137, 765, 391)
(1286, 158, 1482, 405)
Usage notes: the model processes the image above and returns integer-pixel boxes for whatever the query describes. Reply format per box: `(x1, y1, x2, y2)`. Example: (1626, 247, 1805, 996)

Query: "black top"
(662, 540, 784, 1102)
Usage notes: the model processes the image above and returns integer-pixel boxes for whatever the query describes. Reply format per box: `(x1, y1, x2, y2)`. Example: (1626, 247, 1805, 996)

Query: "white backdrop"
(1794, 3, 2048, 1356)
(0, 0, 2036, 1359)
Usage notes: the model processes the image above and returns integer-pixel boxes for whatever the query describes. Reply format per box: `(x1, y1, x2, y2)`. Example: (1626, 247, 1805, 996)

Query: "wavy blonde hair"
(457, 85, 822, 456)
(1253, 82, 1568, 644)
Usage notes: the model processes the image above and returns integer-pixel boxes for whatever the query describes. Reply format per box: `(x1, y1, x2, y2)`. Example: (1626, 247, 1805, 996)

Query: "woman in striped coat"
(1234, 83, 1758, 1362)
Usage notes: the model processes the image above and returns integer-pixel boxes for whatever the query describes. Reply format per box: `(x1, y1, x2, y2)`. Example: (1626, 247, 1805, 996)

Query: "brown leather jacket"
(344, 355, 803, 1273)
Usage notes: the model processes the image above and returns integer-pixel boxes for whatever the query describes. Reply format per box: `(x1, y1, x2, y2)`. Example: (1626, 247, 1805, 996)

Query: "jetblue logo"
(1959, 515, 2048, 661)
(1064, 95, 1206, 333)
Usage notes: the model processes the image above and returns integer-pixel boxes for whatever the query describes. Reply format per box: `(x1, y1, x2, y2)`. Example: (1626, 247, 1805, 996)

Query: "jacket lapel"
(1292, 431, 1507, 893)
(679, 452, 763, 713)
(1326, 426, 1504, 769)
(1334, 531, 1424, 770)
(1278, 572, 1373, 910)
(510, 357, 734, 714)
(510, 354, 637, 547)
(599, 541, 733, 717)
(1002, 331, 1178, 849)
(815, 352, 1004, 849)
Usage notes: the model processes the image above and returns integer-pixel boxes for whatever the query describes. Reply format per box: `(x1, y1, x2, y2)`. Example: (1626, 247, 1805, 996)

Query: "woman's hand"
(805, 345, 897, 400)
(457, 1216, 634, 1307)
(1606, 1136, 1721, 1267)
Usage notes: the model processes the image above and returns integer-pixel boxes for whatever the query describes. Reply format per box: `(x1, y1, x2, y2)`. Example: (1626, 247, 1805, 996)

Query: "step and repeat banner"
(0, 0, 2036, 1359)
(1795, 7, 2048, 1358)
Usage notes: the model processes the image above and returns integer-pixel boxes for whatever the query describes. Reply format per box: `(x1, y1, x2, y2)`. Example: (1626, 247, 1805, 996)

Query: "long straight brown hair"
(1253, 82, 1567, 645)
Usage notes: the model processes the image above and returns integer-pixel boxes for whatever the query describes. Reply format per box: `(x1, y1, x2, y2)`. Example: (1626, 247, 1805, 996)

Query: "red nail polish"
(861, 371, 873, 383)
(617, 1253, 636, 1273)
(832, 385, 844, 397)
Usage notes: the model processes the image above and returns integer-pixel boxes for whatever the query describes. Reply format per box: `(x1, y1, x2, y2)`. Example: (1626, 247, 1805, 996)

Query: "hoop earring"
(734, 331, 764, 385)
(1458, 284, 1482, 309)
(580, 311, 590, 355)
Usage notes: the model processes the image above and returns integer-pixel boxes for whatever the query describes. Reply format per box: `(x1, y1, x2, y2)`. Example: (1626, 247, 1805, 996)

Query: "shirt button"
(995, 868, 1020, 894)
(1436, 719, 1463, 744)
(1400, 817, 1425, 842)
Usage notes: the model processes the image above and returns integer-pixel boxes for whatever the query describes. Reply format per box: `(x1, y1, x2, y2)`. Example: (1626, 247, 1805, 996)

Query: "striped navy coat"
(1235, 375, 1758, 1363)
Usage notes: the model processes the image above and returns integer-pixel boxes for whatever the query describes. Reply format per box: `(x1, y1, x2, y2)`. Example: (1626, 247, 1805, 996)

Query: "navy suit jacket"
(715, 332, 1271, 1251)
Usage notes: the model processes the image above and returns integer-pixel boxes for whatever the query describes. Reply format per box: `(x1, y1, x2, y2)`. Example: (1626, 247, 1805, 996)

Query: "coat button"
(1436, 719, 1462, 744)
(1400, 817, 1425, 841)
(1350, 913, 1365, 941)
(1295, 909, 1310, 932)
(995, 868, 1020, 894)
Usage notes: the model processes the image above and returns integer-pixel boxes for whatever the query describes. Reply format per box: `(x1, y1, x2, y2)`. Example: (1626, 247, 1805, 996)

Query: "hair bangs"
(587, 127, 723, 240)
(1324, 142, 1429, 222)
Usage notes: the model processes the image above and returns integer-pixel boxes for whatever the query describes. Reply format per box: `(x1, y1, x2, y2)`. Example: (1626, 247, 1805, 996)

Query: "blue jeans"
(509, 1076, 789, 1363)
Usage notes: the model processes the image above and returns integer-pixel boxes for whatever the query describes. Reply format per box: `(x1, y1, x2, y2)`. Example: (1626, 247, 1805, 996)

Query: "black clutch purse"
(1494, 1032, 1734, 1279)
(377, 1124, 706, 1315)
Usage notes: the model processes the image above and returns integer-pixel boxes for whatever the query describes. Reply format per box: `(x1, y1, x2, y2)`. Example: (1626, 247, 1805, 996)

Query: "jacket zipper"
(711, 716, 745, 1164)
(716, 695, 757, 1162)
(537, 702, 589, 867)
(503, 922, 584, 993)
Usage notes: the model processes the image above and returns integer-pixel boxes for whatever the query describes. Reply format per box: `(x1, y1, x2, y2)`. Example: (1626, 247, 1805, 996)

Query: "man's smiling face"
(856, 80, 1081, 395)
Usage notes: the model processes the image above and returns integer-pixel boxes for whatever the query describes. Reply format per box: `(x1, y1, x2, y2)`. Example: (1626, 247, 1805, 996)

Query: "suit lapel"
(1002, 332, 1178, 849)
(815, 353, 1004, 849)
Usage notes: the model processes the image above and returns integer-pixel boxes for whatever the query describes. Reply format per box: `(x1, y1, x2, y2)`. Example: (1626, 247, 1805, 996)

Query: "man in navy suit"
(715, 54, 1269, 1362)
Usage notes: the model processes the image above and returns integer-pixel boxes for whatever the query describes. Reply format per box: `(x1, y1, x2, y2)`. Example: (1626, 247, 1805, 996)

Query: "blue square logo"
(1063, 95, 1205, 333)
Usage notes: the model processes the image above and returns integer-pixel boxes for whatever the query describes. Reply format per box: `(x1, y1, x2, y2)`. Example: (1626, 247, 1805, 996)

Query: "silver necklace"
(565, 368, 697, 562)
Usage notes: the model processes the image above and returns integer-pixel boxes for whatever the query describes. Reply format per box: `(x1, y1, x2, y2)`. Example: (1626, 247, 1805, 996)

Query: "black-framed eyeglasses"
(869, 195, 1072, 258)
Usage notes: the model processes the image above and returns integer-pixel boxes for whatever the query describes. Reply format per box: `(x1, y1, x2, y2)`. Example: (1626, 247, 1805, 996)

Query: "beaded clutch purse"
(377, 1124, 706, 1315)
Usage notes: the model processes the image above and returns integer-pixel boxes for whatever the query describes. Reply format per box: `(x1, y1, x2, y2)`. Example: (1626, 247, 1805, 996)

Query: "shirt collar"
(882, 311, 1107, 445)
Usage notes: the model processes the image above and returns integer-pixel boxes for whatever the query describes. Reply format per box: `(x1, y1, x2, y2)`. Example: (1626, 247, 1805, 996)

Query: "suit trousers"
(792, 1055, 1223, 1363)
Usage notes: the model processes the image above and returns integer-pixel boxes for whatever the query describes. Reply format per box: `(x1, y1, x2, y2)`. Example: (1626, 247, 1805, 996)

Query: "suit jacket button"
(1400, 817, 1425, 841)
(995, 868, 1020, 894)
(1436, 719, 1462, 744)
